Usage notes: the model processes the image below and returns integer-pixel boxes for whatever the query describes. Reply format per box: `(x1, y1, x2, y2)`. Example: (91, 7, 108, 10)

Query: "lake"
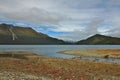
(0, 45, 120, 58)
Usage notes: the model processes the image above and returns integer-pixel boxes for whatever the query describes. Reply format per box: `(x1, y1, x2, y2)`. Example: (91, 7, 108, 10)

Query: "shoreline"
(60, 49, 120, 64)
(71, 56, 120, 64)
(60, 49, 120, 58)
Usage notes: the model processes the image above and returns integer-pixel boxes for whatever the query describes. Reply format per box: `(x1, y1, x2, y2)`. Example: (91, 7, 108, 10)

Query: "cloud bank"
(0, 0, 120, 41)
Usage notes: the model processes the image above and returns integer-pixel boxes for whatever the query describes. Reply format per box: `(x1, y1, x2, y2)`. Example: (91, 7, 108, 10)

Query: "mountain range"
(0, 23, 120, 45)
(0, 24, 66, 44)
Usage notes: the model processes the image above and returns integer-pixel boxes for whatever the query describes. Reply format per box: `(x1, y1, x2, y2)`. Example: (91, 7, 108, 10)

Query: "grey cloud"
(0, 0, 71, 24)
(106, 0, 120, 8)
(0, 7, 70, 24)
(104, 27, 120, 37)
(53, 0, 102, 9)
(0, 0, 23, 11)
(0, 0, 120, 41)
(86, 17, 105, 34)
(53, 17, 105, 41)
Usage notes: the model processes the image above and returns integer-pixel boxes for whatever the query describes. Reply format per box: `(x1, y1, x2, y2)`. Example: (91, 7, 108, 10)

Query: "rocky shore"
(71, 56, 120, 64)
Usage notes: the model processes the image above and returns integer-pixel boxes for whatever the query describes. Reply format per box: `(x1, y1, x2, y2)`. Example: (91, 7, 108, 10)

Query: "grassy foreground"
(0, 51, 120, 80)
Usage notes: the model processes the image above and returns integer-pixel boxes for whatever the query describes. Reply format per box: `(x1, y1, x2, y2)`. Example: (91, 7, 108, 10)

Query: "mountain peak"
(94, 34, 103, 36)
(91, 34, 109, 38)
(77, 34, 120, 45)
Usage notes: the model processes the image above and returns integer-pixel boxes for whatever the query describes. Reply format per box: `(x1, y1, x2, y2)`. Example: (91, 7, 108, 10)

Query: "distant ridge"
(76, 34, 120, 45)
(0, 23, 120, 45)
(0, 23, 66, 44)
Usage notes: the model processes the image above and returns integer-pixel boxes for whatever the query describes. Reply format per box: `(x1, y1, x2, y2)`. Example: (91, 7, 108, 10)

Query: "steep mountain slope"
(0, 24, 66, 44)
(76, 34, 120, 45)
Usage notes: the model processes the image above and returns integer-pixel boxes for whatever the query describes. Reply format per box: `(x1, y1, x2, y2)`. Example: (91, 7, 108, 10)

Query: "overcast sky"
(0, 0, 120, 41)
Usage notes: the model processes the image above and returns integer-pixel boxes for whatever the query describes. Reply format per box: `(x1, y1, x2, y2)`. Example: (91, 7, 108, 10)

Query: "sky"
(0, 0, 120, 41)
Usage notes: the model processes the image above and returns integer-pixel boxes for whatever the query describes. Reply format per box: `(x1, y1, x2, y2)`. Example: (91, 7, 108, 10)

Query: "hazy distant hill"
(0, 24, 66, 44)
(76, 34, 120, 45)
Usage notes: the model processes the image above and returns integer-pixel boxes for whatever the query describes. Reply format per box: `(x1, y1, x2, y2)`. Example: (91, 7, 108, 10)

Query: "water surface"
(0, 45, 120, 59)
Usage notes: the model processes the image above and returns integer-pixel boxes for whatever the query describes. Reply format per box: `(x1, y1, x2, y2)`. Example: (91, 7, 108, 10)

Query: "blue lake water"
(0, 45, 120, 58)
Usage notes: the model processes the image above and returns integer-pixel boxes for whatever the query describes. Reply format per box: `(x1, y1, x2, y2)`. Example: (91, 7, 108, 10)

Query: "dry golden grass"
(0, 51, 120, 80)
(61, 49, 120, 58)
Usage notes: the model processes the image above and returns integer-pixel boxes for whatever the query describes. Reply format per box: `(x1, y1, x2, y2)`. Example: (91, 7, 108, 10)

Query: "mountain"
(0, 23, 66, 44)
(76, 34, 120, 45)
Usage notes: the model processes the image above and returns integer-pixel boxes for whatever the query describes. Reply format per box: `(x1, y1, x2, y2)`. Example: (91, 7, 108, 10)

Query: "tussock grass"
(61, 49, 120, 58)
(0, 51, 120, 80)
